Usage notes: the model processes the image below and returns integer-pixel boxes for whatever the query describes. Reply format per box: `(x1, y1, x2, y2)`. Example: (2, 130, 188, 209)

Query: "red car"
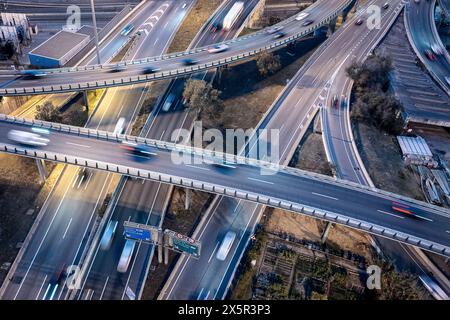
(425, 49, 437, 61)
(391, 202, 414, 215)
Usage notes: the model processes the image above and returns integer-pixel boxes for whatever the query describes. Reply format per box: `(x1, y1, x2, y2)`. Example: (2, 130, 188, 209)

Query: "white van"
(216, 231, 236, 261)
(117, 239, 136, 273)
(100, 220, 118, 251)
(114, 117, 126, 134)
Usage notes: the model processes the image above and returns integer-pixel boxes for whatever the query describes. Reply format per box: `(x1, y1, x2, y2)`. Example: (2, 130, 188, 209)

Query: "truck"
(222, 2, 244, 31)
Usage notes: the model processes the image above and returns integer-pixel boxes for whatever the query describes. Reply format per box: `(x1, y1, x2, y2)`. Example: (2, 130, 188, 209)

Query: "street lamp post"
(90, 0, 101, 65)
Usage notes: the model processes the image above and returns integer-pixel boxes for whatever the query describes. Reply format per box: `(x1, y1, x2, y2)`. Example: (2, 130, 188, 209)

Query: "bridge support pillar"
(313, 113, 322, 134)
(164, 246, 169, 265)
(36, 159, 48, 183)
(83, 90, 90, 111)
(326, 17, 338, 37)
(321, 222, 333, 244)
(158, 233, 163, 264)
(185, 188, 191, 210)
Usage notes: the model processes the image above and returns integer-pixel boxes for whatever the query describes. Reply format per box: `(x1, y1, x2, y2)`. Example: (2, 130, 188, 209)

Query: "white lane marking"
(247, 177, 274, 185)
(204, 290, 210, 300)
(377, 210, 405, 219)
(196, 288, 204, 300)
(84, 171, 93, 190)
(311, 192, 339, 201)
(415, 215, 433, 222)
(234, 200, 242, 212)
(208, 242, 220, 264)
(62, 218, 73, 239)
(100, 276, 110, 300)
(159, 129, 166, 140)
(66, 142, 91, 148)
(36, 275, 48, 300)
(186, 164, 210, 171)
(13, 170, 79, 299)
(42, 283, 52, 300)
(154, 37, 159, 45)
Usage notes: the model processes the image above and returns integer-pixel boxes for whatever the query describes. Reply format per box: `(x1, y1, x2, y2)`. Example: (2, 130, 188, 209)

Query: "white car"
(445, 76, 450, 86)
(8, 130, 50, 146)
(431, 44, 444, 55)
(267, 25, 284, 34)
(207, 44, 229, 54)
(295, 12, 309, 21)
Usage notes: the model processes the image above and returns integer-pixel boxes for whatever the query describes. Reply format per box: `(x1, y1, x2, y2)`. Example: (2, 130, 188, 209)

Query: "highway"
(160, 0, 435, 300)
(74, 0, 261, 300)
(1, 112, 449, 255)
(0, 0, 194, 300)
(0, 0, 353, 95)
(321, 2, 450, 297)
(404, 0, 450, 95)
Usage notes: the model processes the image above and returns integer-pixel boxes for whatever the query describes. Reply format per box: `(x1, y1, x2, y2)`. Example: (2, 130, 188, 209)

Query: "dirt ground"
(140, 187, 213, 299)
(353, 122, 425, 201)
(0, 155, 63, 284)
(289, 124, 334, 176)
(265, 208, 374, 260)
(167, 0, 222, 53)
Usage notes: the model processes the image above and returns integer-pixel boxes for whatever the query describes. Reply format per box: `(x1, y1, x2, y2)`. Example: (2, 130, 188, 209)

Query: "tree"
(256, 52, 281, 77)
(374, 261, 428, 300)
(35, 101, 63, 123)
(183, 79, 223, 120)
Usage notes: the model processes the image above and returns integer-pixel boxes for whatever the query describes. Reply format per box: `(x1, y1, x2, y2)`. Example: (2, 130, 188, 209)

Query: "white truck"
(222, 2, 244, 31)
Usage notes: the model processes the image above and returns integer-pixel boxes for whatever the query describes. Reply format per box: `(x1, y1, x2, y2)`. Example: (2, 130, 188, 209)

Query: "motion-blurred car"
(7, 130, 49, 147)
(181, 58, 197, 66)
(20, 70, 47, 78)
(267, 25, 284, 34)
(273, 31, 286, 39)
(382, 2, 389, 9)
(120, 141, 156, 157)
(355, 18, 364, 25)
(121, 23, 134, 36)
(295, 12, 310, 21)
(391, 201, 415, 216)
(331, 95, 339, 108)
(302, 19, 314, 26)
(110, 64, 127, 72)
(207, 44, 229, 54)
(141, 66, 161, 74)
(425, 49, 437, 61)
(43, 264, 67, 300)
(431, 44, 444, 55)
(445, 76, 450, 86)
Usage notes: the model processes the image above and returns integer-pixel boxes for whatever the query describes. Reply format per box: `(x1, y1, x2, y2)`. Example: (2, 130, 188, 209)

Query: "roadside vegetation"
(346, 54, 403, 135)
(35, 100, 89, 127)
(183, 79, 224, 121)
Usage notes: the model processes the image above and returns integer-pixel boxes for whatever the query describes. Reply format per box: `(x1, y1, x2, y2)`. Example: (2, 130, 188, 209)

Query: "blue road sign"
(123, 221, 159, 244)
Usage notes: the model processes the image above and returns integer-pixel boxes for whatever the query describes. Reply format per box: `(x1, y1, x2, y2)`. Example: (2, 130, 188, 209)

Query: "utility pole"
(90, 0, 101, 65)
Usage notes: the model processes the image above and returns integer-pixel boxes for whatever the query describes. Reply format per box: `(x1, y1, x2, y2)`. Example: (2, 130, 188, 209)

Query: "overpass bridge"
(0, 0, 353, 96)
(0, 114, 449, 257)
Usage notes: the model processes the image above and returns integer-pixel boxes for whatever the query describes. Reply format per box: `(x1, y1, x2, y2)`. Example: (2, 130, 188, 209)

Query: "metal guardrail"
(0, 0, 353, 95)
(0, 113, 449, 216)
(0, 116, 449, 256)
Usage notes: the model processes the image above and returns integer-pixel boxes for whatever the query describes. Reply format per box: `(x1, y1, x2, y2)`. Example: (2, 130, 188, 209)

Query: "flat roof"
(77, 25, 98, 38)
(397, 136, 433, 158)
(29, 29, 89, 60)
